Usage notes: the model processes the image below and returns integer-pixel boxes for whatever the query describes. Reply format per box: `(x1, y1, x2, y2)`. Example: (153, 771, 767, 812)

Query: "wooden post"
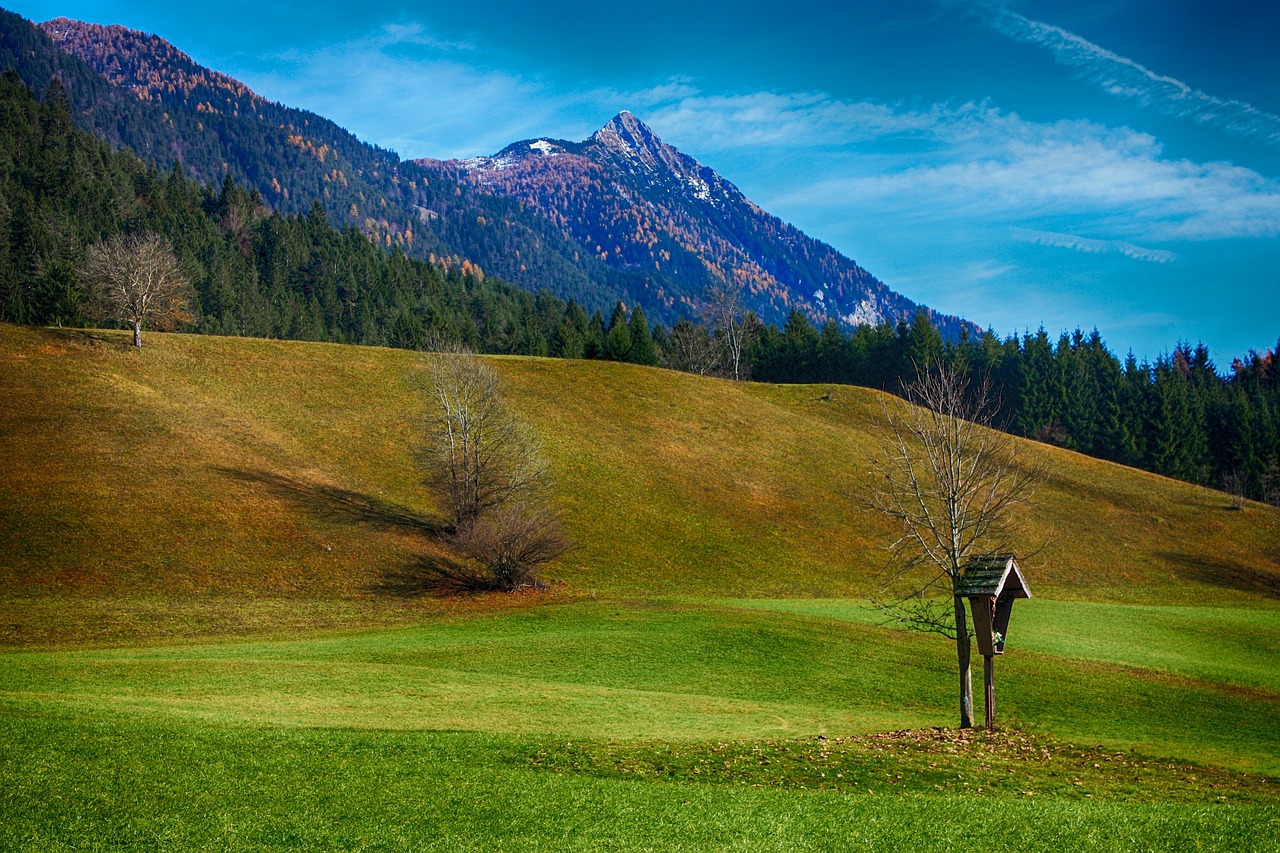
(984, 655, 995, 731)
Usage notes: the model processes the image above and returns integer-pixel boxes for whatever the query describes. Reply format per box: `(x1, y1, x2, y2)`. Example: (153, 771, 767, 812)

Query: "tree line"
(750, 308, 1280, 505)
(3, 71, 1276, 504)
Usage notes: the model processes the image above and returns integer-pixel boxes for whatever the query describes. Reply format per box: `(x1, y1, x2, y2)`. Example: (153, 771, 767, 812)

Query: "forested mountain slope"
(0, 11, 617, 310)
(425, 111, 969, 334)
(3, 10, 961, 331)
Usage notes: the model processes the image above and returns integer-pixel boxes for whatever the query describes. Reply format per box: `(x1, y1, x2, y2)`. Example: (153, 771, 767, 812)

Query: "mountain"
(422, 111, 970, 334)
(3, 11, 615, 307)
(6, 10, 966, 333)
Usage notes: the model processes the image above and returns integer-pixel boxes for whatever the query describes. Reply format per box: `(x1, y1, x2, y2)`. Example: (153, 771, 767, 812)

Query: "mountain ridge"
(10, 11, 619, 309)
(426, 110, 968, 333)
(11, 10, 969, 335)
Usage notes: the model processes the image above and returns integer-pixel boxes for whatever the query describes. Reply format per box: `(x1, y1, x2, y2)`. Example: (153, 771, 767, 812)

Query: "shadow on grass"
(214, 467, 447, 537)
(373, 556, 519, 597)
(46, 327, 130, 349)
(1160, 551, 1280, 599)
(214, 468, 539, 598)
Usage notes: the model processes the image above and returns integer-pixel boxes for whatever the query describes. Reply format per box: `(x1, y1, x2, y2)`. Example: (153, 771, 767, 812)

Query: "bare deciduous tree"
(420, 347, 570, 590)
(869, 361, 1044, 728)
(702, 279, 754, 381)
(81, 232, 193, 348)
(1220, 470, 1247, 511)
(663, 318, 721, 376)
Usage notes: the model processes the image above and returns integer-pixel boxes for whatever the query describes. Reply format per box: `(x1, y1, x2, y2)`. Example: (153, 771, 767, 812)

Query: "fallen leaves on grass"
(529, 727, 1277, 804)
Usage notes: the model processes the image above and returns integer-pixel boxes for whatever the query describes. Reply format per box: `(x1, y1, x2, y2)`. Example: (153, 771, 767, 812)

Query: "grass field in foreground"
(2, 716, 1275, 852)
(1, 599, 1278, 850)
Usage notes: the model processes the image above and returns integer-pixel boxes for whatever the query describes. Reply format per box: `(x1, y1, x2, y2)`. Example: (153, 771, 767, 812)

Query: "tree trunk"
(132, 320, 142, 349)
(954, 595, 974, 728)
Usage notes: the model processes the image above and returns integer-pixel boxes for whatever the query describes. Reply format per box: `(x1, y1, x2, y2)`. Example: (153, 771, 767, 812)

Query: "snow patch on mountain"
(842, 300, 884, 327)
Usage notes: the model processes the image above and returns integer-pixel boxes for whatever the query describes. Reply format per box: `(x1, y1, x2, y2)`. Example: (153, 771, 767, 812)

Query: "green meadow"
(1, 324, 1278, 849)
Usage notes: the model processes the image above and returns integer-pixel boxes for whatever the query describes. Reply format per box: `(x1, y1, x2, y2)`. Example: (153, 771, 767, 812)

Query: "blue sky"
(9, 0, 1279, 362)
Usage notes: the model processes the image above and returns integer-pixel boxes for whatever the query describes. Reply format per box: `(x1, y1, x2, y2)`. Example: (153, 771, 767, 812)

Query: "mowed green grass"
(5, 717, 1272, 852)
(722, 598, 1280, 694)
(2, 600, 1278, 850)
(3, 601, 1279, 766)
(2, 324, 1279, 849)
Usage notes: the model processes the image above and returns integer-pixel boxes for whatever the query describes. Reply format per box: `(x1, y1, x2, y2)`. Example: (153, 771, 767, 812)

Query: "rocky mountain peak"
(585, 110, 737, 209)
(590, 110, 685, 175)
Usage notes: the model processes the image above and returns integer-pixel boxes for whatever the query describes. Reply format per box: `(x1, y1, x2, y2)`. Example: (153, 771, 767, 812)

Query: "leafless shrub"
(663, 318, 721, 376)
(1219, 470, 1247, 511)
(419, 346, 570, 590)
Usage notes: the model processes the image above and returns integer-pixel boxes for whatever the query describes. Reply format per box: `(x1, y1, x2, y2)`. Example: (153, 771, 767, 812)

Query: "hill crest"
(1, 323, 1275, 624)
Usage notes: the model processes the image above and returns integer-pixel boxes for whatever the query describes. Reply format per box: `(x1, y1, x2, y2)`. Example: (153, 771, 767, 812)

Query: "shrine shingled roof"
(954, 554, 1032, 599)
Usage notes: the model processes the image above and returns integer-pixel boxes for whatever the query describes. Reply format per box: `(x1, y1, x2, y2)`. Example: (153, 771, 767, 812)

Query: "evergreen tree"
(1016, 328, 1061, 442)
(903, 309, 944, 381)
(627, 304, 660, 366)
(780, 308, 819, 382)
(605, 301, 632, 362)
(583, 310, 607, 360)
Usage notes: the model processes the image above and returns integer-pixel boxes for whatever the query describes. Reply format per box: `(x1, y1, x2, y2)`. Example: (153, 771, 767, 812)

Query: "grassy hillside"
(2, 323, 1277, 641)
(2, 324, 1278, 850)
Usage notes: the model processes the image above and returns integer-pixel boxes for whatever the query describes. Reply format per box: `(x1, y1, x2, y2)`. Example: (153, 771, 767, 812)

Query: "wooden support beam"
(984, 654, 995, 731)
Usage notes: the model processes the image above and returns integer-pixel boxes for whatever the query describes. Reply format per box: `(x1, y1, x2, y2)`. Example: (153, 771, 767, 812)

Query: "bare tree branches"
(869, 361, 1045, 726)
(702, 279, 754, 381)
(419, 347, 570, 590)
(81, 232, 193, 348)
(873, 366, 1042, 590)
(663, 319, 721, 376)
(450, 501, 572, 591)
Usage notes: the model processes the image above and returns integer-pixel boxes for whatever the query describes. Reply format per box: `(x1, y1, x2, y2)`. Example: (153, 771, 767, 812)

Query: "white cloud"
(750, 101, 1280, 243)
(647, 92, 939, 148)
(244, 24, 631, 159)
(373, 22, 474, 52)
(1014, 230, 1178, 264)
(984, 6, 1280, 147)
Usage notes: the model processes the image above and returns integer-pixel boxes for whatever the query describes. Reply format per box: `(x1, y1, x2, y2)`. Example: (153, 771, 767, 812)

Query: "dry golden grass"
(1, 323, 1277, 645)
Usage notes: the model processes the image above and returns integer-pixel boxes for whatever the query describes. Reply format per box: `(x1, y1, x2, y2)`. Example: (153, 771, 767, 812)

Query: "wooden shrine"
(954, 554, 1032, 730)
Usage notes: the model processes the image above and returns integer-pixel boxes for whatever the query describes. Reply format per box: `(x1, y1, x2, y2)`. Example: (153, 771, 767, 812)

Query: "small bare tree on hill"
(869, 361, 1044, 728)
(81, 232, 193, 348)
(419, 347, 570, 590)
(703, 279, 754, 381)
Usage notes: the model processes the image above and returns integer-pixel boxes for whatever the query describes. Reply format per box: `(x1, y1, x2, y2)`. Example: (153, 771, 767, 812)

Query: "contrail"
(989, 7, 1280, 146)
(1015, 229, 1179, 264)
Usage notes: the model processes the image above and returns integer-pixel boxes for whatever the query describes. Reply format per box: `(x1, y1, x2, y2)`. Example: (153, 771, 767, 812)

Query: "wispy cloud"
(373, 22, 474, 52)
(739, 99, 1280, 243)
(983, 5, 1280, 147)
(1014, 229, 1178, 264)
(249, 42, 578, 158)
(648, 92, 939, 148)
(244, 23, 701, 160)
